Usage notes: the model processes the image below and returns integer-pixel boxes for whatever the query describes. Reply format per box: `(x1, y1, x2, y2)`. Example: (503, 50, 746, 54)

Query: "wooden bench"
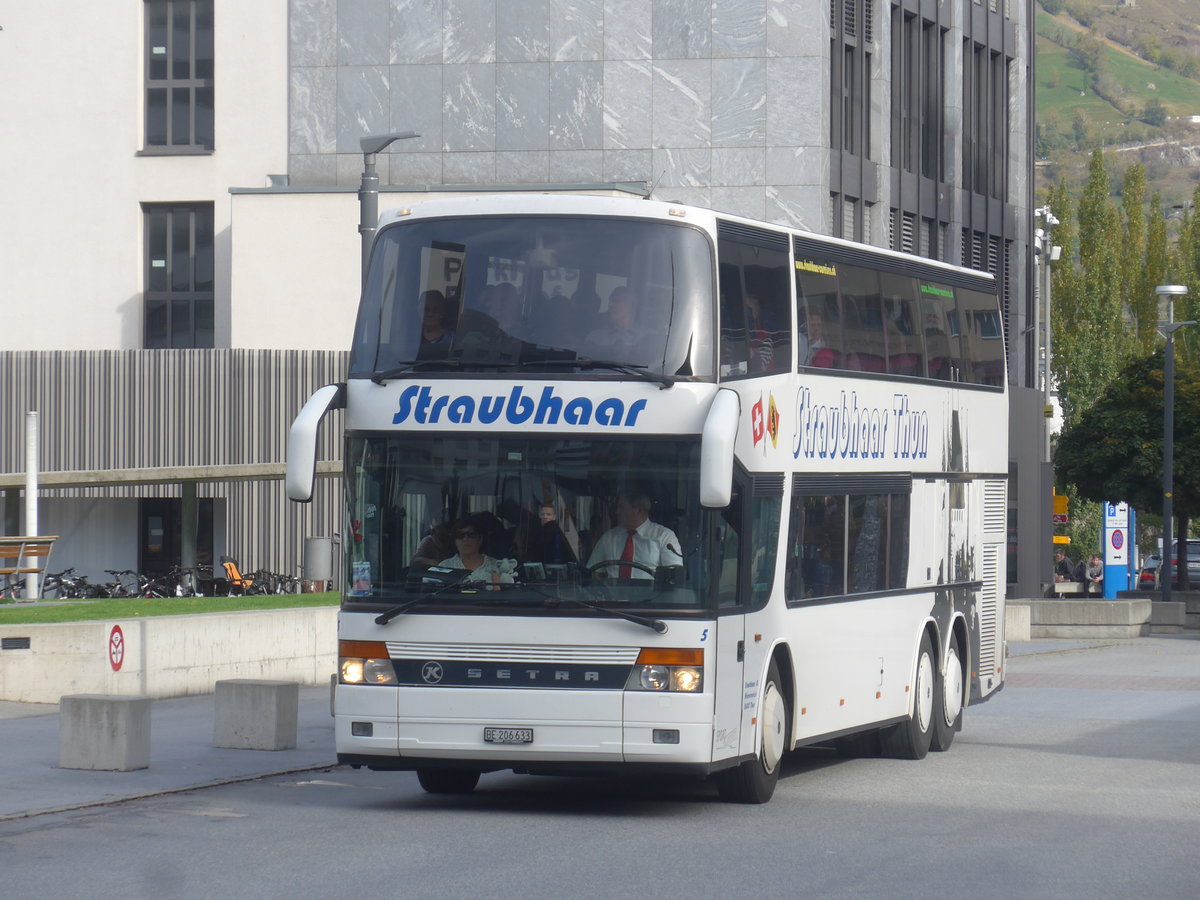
(1043, 580, 1093, 598)
(0, 535, 59, 597)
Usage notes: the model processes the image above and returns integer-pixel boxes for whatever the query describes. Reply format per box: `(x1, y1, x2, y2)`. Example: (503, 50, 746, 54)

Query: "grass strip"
(0, 593, 339, 624)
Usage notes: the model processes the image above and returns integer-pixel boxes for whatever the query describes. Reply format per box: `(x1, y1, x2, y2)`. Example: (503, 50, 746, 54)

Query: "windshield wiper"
(372, 580, 476, 624)
(519, 358, 674, 389)
(371, 359, 519, 384)
(525, 585, 667, 634)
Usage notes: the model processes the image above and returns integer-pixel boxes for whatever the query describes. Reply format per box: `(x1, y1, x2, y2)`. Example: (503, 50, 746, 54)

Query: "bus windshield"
(344, 434, 713, 615)
(350, 216, 715, 380)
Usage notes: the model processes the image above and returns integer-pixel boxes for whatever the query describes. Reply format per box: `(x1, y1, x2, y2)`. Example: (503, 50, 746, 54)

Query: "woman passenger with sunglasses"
(439, 516, 516, 584)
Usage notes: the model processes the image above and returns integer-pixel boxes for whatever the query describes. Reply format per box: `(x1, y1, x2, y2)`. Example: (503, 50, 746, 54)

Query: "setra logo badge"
(420, 661, 444, 684)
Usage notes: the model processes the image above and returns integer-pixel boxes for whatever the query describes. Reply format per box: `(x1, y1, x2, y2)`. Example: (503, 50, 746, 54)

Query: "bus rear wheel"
(716, 660, 788, 804)
(931, 631, 964, 752)
(416, 768, 480, 794)
(880, 632, 934, 760)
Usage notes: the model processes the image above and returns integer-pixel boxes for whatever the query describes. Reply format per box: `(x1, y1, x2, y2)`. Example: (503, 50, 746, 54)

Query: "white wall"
(229, 192, 362, 350)
(0, 0, 289, 351)
(0, 607, 337, 702)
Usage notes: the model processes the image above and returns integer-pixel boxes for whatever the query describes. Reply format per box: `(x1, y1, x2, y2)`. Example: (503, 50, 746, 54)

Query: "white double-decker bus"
(287, 194, 1007, 803)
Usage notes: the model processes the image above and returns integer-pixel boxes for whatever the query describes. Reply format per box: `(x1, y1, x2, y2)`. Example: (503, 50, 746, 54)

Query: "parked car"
(1156, 540, 1200, 589)
(1138, 554, 1160, 590)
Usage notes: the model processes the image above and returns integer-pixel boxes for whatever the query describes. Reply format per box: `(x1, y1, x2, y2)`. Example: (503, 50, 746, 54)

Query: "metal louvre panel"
(793, 473, 913, 495)
(716, 220, 789, 251)
(982, 479, 1006, 537)
(752, 473, 786, 496)
(386, 643, 641, 665)
(0, 349, 346, 579)
(977, 544, 1000, 676)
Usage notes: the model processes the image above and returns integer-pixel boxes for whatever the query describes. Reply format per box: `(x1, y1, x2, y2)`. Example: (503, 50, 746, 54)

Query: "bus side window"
(957, 287, 1005, 385)
(718, 236, 790, 377)
(716, 488, 742, 608)
(920, 285, 963, 382)
(840, 265, 885, 373)
(786, 494, 845, 600)
(795, 259, 842, 369)
(881, 273, 924, 377)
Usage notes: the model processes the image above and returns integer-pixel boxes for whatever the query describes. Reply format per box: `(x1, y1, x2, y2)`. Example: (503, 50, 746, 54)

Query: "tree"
(1051, 151, 1132, 426)
(1056, 350, 1200, 588)
(1143, 98, 1167, 128)
(1140, 193, 1169, 354)
(1120, 163, 1147, 341)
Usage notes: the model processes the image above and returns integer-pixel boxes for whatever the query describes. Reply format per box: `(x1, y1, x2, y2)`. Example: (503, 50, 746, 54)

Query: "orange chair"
(220, 556, 255, 595)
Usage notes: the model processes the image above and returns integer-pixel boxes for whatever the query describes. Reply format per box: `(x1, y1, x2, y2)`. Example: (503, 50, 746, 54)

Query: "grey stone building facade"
(285, 0, 1043, 594)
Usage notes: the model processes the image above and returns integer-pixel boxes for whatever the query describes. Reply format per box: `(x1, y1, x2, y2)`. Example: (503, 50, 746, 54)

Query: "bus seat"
(888, 353, 923, 376)
(809, 347, 841, 368)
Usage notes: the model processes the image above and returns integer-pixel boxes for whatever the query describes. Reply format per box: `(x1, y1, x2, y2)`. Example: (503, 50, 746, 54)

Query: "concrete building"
(0, 0, 1044, 596)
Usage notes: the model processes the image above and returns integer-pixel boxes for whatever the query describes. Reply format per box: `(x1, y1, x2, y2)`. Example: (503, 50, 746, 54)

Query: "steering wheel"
(585, 559, 657, 578)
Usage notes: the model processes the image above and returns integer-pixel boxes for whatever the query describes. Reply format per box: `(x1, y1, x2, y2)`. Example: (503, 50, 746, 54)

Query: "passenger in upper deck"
(418, 290, 455, 353)
(583, 286, 638, 358)
(799, 308, 834, 367)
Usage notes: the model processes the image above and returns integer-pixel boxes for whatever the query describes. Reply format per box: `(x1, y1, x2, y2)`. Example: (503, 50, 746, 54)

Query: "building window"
(144, 0, 214, 151)
(143, 204, 214, 348)
(963, 42, 1009, 200)
(891, 8, 944, 180)
(831, 0, 872, 159)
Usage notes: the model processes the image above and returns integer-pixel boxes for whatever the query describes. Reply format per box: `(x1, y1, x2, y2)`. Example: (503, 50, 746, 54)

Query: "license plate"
(483, 727, 533, 744)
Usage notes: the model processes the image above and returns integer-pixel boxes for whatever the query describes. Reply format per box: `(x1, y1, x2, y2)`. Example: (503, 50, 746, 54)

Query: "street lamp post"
(1034, 210, 1061, 462)
(1157, 284, 1192, 603)
(359, 132, 419, 287)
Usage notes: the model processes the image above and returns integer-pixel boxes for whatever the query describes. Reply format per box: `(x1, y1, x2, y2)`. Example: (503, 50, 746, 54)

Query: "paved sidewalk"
(0, 685, 336, 821)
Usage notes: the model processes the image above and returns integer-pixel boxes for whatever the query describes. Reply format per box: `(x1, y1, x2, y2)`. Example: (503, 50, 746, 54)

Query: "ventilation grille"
(983, 480, 1007, 537)
(386, 643, 640, 665)
(1, 637, 31, 651)
(977, 545, 1000, 676)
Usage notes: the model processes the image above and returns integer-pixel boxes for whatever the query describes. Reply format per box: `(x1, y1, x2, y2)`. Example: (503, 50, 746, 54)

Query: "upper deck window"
(350, 216, 715, 380)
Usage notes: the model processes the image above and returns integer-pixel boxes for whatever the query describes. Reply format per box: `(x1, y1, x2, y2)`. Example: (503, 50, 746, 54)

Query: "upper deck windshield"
(343, 434, 719, 618)
(349, 215, 715, 380)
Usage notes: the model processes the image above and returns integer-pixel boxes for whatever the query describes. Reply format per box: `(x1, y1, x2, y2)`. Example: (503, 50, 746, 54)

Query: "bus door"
(715, 473, 783, 764)
(711, 493, 746, 762)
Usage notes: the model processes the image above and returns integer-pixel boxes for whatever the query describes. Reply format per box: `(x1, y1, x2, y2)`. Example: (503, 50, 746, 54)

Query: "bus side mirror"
(700, 388, 739, 508)
(286, 383, 345, 502)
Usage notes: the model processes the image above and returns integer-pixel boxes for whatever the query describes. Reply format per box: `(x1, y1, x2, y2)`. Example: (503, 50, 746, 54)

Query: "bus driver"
(587, 490, 682, 580)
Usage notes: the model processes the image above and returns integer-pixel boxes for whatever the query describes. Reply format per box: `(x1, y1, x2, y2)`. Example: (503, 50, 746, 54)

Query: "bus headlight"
(671, 667, 702, 692)
(626, 648, 704, 692)
(638, 665, 671, 691)
(339, 640, 397, 685)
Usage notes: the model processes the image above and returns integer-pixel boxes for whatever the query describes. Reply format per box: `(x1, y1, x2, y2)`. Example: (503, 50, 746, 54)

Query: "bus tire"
(880, 631, 935, 760)
(416, 768, 480, 795)
(716, 660, 787, 804)
(931, 631, 964, 752)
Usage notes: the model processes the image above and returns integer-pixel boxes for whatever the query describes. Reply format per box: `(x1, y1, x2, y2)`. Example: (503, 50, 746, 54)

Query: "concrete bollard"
(59, 694, 152, 771)
(213, 679, 299, 750)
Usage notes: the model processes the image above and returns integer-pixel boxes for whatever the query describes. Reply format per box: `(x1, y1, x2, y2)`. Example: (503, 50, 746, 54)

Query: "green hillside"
(1036, 4, 1200, 202)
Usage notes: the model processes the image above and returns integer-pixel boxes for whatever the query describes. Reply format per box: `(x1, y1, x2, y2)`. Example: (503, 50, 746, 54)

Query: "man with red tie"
(586, 490, 682, 580)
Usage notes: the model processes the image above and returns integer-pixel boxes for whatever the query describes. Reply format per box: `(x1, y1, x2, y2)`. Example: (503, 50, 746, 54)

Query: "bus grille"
(385, 643, 640, 665)
(977, 545, 1000, 676)
(983, 479, 1007, 537)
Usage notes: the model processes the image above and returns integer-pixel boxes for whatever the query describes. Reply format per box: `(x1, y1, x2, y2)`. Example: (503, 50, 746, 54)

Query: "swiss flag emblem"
(751, 397, 765, 445)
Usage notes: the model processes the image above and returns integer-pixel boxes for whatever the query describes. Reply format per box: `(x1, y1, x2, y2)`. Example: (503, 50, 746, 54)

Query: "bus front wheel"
(416, 768, 480, 794)
(881, 631, 934, 760)
(716, 660, 788, 804)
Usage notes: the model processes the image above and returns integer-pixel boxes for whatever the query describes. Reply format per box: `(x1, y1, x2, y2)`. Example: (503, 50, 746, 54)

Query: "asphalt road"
(1, 637, 1197, 899)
